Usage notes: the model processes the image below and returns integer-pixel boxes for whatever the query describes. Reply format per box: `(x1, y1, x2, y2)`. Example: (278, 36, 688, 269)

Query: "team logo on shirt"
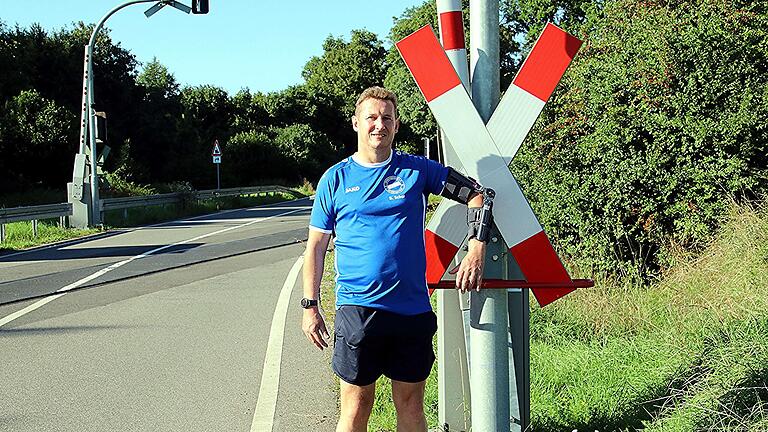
(384, 175, 406, 200)
(384, 176, 406, 194)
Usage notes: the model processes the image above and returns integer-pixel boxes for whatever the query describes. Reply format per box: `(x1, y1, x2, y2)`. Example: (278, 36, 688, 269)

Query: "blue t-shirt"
(309, 151, 449, 315)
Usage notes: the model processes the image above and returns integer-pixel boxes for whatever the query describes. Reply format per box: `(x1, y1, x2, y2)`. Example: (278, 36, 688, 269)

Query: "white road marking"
(0, 197, 311, 261)
(0, 207, 306, 328)
(250, 255, 304, 432)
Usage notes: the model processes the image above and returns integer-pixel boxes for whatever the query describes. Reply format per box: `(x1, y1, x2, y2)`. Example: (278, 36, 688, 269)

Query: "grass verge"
(1, 189, 301, 252)
(530, 203, 768, 431)
(0, 220, 101, 252)
(319, 200, 768, 431)
(103, 191, 299, 227)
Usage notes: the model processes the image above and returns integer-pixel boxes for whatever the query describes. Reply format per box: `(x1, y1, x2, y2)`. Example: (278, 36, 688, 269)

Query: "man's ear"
(351, 115, 358, 132)
(394, 119, 400, 133)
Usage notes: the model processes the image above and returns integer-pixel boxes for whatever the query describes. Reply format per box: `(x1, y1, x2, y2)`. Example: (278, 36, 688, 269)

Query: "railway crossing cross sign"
(397, 21, 590, 431)
(397, 23, 586, 303)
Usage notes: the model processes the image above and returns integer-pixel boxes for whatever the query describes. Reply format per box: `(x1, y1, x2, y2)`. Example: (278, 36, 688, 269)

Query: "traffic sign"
(212, 140, 222, 156)
(212, 155, 221, 164)
(397, 24, 585, 306)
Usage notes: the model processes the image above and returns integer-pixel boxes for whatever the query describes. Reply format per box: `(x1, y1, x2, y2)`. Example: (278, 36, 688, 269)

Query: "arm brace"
(467, 188, 495, 243)
(439, 167, 495, 243)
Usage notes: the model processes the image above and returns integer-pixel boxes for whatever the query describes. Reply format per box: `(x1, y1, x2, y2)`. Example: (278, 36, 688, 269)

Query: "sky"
(1, 0, 422, 94)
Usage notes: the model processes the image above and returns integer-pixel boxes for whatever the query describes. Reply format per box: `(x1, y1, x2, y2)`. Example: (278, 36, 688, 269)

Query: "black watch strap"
(300, 298, 318, 309)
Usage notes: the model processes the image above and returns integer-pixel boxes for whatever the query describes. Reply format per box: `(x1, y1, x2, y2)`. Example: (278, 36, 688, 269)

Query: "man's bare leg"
(392, 379, 428, 432)
(337, 380, 376, 432)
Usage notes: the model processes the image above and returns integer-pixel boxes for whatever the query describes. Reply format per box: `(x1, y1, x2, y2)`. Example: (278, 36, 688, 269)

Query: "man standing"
(302, 86, 491, 432)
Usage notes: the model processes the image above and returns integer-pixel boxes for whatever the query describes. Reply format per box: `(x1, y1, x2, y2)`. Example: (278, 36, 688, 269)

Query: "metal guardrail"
(0, 186, 297, 243)
(100, 192, 183, 212)
(99, 185, 298, 220)
(0, 203, 73, 242)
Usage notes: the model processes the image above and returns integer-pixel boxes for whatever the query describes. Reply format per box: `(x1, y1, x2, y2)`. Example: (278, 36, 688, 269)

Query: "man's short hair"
(354, 86, 398, 118)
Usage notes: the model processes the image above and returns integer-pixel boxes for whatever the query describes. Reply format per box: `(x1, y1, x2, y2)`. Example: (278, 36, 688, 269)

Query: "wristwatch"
(300, 298, 318, 309)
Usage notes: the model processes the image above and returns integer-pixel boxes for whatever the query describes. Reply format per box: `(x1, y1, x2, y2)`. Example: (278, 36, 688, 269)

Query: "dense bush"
(513, 0, 768, 278)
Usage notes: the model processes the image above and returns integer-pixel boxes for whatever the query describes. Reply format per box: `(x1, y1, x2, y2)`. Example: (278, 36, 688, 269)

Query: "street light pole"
(83, 0, 159, 226)
(71, 0, 192, 227)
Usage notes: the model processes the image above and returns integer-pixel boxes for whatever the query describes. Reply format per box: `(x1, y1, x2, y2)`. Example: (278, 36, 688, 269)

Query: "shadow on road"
(0, 243, 204, 263)
(0, 324, 142, 337)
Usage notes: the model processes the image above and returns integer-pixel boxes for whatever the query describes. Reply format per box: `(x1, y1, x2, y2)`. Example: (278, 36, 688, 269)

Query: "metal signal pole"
(468, 1, 511, 431)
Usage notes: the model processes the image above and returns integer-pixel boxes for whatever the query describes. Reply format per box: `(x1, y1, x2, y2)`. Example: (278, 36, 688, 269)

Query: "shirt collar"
(352, 150, 393, 168)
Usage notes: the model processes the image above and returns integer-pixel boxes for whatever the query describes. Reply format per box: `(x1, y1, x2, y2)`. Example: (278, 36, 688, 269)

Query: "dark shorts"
(332, 305, 438, 386)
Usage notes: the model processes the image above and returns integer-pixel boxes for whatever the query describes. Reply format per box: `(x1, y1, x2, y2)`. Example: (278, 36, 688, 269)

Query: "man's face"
(352, 98, 399, 152)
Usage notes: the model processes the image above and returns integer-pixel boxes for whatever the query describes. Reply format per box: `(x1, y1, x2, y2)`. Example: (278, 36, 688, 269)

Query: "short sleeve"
(425, 158, 449, 196)
(309, 170, 336, 233)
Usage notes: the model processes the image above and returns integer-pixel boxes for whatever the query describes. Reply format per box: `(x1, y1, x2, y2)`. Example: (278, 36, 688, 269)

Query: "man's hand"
(451, 239, 487, 293)
(302, 308, 330, 350)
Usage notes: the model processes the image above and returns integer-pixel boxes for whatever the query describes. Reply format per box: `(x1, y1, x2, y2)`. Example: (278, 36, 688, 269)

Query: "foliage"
(513, 0, 768, 278)
(0, 89, 76, 189)
(221, 129, 284, 185)
(303, 30, 388, 117)
(103, 168, 156, 198)
(528, 202, 768, 430)
(136, 57, 179, 99)
(384, 1, 439, 154)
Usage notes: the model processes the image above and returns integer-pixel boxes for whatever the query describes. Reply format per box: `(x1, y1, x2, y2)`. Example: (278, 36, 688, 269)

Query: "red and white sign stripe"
(436, 0, 469, 90)
(398, 25, 582, 306)
(424, 0, 471, 284)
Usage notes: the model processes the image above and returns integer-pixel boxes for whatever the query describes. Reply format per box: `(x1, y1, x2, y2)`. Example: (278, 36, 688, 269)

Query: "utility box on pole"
(68, 153, 91, 228)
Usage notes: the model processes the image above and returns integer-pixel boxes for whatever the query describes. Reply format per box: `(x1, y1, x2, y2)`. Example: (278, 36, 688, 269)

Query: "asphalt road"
(0, 198, 337, 432)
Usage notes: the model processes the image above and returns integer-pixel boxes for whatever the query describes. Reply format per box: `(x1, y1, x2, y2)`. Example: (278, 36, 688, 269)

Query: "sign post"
(212, 139, 222, 190)
(396, 19, 586, 432)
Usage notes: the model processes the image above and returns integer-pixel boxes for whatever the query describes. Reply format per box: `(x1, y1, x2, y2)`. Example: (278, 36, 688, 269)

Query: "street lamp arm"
(83, 0, 169, 227)
(87, 0, 157, 49)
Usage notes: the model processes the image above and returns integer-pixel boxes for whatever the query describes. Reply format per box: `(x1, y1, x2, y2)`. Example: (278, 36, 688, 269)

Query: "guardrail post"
(32, 220, 38, 237)
(0, 223, 5, 243)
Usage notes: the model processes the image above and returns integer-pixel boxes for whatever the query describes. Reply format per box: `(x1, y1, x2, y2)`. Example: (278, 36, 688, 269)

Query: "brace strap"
(440, 167, 483, 204)
(467, 188, 495, 243)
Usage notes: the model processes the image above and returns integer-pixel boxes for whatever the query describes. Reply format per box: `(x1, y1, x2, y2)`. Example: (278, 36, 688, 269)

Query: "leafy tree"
(0, 89, 76, 190)
(273, 123, 336, 179)
(499, 0, 592, 85)
(137, 57, 179, 99)
(302, 30, 388, 117)
(172, 84, 233, 187)
(222, 129, 285, 185)
(384, 1, 439, 154)
(513, 0, 768, 278)
(230, 88, 270, 134)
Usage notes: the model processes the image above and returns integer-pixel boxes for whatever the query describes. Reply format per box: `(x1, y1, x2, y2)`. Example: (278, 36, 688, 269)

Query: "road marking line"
(251, 255, 304, 432)
(0, 197, 311, 261)
(0, 294, 65, 327)
(0, 208, 306, 328)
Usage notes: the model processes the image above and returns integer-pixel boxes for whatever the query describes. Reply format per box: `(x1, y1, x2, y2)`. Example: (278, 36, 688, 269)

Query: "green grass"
(530, 203, 768, 431)
(319, 200, 768, 431)
(0, 220, 101, 252)
(103, 191, 300, 227)
(1, 189, 302, 252)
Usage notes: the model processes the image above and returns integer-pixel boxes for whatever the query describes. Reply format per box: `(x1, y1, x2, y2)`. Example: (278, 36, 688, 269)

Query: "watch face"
(301, 298, 317, 308)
